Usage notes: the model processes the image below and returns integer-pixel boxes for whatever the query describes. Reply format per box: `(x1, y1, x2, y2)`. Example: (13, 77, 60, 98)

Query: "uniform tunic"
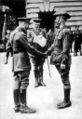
(27, 28, 47, 83)
(9, 26, 44, 89)
(9, 27, 31, 72)
(49, 27, 71, 88)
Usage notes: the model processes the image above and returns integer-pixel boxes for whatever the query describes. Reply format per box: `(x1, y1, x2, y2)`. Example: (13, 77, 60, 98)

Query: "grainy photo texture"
(0, 0, 82, 119)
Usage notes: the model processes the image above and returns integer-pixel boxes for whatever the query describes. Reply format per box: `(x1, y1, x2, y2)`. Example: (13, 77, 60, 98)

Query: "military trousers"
(13, 69, 30, 90)
(31, 56, 45, 83)
(31, 56, 45, 73)
(55, 63, 71, 89)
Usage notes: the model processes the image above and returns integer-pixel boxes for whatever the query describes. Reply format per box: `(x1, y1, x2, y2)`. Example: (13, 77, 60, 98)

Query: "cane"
(47, 57, 52, 78)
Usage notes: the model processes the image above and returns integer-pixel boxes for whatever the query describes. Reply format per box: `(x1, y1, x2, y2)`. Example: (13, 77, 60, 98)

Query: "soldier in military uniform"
(69, 27, 74, 53)
(9, 17, 45, 113)
(73, 26, 82, 56)
(46, 11, 72, 109)
(28, 19, 47, 87)
(3, 30, 13, 64)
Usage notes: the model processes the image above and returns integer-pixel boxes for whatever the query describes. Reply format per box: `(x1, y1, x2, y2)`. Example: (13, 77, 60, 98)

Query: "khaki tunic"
(9, 27, 31, 72)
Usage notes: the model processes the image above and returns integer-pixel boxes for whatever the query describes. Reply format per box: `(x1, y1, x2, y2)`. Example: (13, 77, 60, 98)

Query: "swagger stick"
(47, 57, 52, 78)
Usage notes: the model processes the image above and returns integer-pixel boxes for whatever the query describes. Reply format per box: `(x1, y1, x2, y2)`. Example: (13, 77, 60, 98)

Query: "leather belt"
(13, 51, 27, 54)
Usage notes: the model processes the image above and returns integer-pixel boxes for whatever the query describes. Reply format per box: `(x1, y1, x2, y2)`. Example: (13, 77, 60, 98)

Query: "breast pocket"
(55, 38, 62, 47)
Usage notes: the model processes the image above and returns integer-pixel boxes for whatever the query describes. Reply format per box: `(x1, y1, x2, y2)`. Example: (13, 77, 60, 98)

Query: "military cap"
(17, 17, 31, 23)
(33, 18, 42, 23)
(33, 18, 42, 25)
(29, 18, 41, 25)
(53, 10, 71, 20)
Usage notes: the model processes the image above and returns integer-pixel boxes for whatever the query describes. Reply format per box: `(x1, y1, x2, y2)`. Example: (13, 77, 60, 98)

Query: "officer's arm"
(62, 31, 70, 53)
(61, 30, 70, 64)
(20, 34, 46, 56)
(45, 42, 55, 55)
(45, 32, 55, 55)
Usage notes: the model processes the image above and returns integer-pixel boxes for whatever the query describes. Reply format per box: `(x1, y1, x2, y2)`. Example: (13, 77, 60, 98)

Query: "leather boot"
(20, 89, 36, 113)
(57, 88, 71, 109)
(13, 89, 20, 112)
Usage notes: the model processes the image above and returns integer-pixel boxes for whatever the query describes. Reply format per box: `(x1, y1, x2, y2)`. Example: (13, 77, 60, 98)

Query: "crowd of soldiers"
(2, 10, 82, 113)
(69, 26, 82, 56)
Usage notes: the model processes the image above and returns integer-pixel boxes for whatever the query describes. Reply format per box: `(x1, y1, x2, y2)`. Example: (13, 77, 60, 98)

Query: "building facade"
(1, 0, 82, 32)
(26, 0, 82, 30)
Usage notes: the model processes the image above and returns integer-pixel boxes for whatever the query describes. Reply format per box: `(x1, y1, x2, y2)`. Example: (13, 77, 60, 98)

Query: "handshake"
(40, 49, 52, 57)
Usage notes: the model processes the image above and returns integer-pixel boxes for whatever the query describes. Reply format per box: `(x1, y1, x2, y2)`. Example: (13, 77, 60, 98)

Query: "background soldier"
(69, 27, 74, 53)
(3, 30, 10, 51)
(4, 30, 13, 64)
(70, 27, 75, 53)
(73, 26, 82, 56)
(46, 11, 72, 109)
(9, 17, 45, 113)
(28, 19, 47, 87)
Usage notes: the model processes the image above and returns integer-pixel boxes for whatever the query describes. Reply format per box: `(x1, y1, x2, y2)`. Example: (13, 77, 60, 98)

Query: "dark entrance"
(1, 0, 26, 17)
(38, 11, 55, 31)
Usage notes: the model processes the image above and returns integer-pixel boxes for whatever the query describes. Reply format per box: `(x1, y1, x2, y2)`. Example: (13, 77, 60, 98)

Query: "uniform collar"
(18, 26, 27, 34)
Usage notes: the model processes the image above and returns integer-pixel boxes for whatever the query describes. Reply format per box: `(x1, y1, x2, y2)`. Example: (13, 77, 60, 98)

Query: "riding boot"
(20, 89, 36, 113)
(57, 88, 71, 109)
(13, 89, 20, 112)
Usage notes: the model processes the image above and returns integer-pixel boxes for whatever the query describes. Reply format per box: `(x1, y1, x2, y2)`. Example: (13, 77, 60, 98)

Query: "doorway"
(38, 11, 55, 31)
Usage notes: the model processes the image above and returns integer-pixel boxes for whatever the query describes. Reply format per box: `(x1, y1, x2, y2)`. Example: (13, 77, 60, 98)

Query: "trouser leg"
(34, 66, 39, 87)
(13, 72, 20, 112)
(5, 51, 9, 64)
(74, 42, 77, 56)
(55, 64, 71, 109)
(32, 57, 39, 87)
(57, 72, 71, 109)
(19, 71, 36, 113)
(79, 45, 82, 55)
(38, 65, 46, 86)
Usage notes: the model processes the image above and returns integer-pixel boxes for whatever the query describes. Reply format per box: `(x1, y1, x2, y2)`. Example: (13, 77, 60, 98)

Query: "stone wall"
(26, 0, 82, 30)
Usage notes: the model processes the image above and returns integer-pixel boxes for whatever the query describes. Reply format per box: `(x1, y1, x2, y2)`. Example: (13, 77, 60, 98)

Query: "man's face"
(24, 22, 29, 29)
(55, 16, 65, 28)
(19, 21, 29, 30)
(35, 23, 40, 29)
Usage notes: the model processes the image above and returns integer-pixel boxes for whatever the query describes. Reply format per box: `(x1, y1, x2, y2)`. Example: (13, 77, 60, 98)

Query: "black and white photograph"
(0, 0, 82, 119)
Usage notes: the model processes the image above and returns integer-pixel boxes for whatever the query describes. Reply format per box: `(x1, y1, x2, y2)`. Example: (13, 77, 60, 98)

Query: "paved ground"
(0, 52, 82, 119)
